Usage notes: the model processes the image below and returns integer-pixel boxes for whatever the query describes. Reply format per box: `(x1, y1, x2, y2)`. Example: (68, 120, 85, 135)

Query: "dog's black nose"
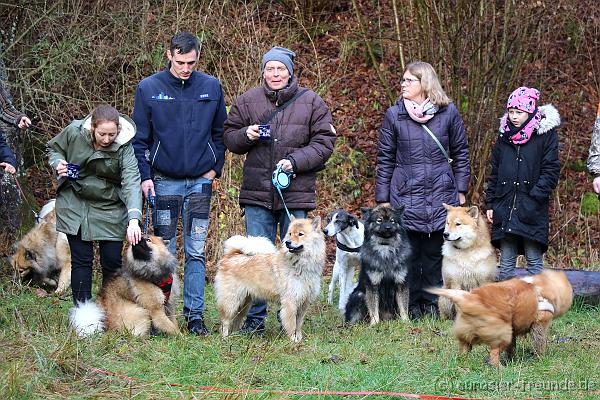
(443, 232, 450, 240)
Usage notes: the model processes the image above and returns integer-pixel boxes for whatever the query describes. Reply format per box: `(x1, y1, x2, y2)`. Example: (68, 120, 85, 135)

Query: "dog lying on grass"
(428, 270, 573, 366)
(215, 216, 325, 343)
(10, 200, 71, 294)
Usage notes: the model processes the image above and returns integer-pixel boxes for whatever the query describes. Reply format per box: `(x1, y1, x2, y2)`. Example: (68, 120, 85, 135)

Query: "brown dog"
(10, 202, 71, 294)
(69, 235, 180, 337)
(428, 270, 573, 366)
(440, 204, 497, 319)
(215, 216, 325, 343)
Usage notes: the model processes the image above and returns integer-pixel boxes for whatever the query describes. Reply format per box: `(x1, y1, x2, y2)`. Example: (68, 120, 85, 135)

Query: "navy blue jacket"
(376, 100, 470, 233)
(132, 68, 227, 181)
(0, 129, 17, 168)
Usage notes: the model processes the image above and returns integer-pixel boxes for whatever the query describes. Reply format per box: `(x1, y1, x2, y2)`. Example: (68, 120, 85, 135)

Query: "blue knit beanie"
(262, 46, 295, 76)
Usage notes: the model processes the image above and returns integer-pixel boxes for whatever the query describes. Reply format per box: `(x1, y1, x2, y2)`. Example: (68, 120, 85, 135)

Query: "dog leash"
(8, 173, 40, 222)
(275, 186, 292, 221)
(143, 191, 155, 234)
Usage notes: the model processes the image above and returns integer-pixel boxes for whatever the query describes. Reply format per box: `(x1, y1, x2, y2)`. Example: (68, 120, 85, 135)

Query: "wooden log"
(514, 268, 600, 302)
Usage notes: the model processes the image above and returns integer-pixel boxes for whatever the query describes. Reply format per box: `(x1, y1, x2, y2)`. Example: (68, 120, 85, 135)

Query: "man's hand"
(141, 179, 155, 198)
(126, 219, 142, 245)
(0, 162, 16, 174)
(593, 176, 600, 194)
(277, 159, 293, 173)
(246, 125, 260, 141)
(458, 192, 466, 205)
(18, 116, 31, 129)
(202, 170, 216, 180)
(486, 209, 493, 224)
(56, 159, 68, 177)
(378, 202, 391, 208)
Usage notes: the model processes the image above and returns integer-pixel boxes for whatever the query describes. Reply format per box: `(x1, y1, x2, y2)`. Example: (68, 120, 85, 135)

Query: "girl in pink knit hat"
(485, 87, 561, 280)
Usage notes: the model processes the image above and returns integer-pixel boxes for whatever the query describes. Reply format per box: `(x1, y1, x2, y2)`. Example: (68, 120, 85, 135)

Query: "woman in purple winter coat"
(376, 61, 470, 319)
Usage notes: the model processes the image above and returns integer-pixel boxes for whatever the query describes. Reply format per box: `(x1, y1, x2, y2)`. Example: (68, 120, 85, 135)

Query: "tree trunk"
(514, 268, 600, 303)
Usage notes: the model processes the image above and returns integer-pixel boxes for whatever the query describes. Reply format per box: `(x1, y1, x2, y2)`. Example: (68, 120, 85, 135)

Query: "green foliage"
(320, 137, 372, 204)
(0, 274, 599, 399)
(567, 159, 588, 173)
(580, 192, 599, 216)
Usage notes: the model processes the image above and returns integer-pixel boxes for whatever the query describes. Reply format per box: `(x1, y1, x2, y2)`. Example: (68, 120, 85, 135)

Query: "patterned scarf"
(499, 109, 542, 145)
(404, 98, 438, 123)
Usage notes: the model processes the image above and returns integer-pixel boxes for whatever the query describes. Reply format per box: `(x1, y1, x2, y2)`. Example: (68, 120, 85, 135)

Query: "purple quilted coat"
(375, 99, 470, 233)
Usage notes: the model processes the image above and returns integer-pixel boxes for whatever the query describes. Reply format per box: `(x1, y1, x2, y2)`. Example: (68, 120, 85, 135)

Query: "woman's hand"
(458, 192, 466, 205)
(18, 116, 31, 129)
(0, 162, 16, 174)
(378, 202, 391, 208)
(56, 159, 68, 177)
(127, 219, 142, 245)
(593, 176, 600, 194)
(486, 209, 493, 224)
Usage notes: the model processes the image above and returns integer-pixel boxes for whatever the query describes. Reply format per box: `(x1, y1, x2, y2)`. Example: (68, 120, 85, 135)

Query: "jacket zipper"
(151, 141, 161, 166)
(207, 142, 217, 163)
(507, 145, 520, 221)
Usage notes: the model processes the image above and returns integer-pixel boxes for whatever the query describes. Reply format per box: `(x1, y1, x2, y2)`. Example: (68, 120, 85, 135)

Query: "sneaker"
(409, 306, 423, 321)
(239, 318, 265, 335)
(187, 318, 209, 336)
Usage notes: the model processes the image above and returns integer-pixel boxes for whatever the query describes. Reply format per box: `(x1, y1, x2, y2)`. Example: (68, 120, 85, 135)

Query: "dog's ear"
(360, 207, 371, 220)
(467, 206, 479, 219)
(442, 203, 452, 211)
(393, 204, 405, 214)
(311, 215, 321, 230)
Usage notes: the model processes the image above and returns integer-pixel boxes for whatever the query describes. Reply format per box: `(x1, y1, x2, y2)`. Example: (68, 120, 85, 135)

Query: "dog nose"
(443, 232, 450, 239)
(285, 240, 292, 247)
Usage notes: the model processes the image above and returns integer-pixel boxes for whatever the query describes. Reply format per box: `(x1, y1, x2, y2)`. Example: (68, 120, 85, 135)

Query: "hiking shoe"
(423, 304, 440, 319)
(187, 318, 209, 336)
(409, 306, 423, 321)
(239, 318, 265, 335)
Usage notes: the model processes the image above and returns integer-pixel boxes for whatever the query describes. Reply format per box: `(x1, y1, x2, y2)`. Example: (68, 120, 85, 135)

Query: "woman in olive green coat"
(48, 105, 143, 304)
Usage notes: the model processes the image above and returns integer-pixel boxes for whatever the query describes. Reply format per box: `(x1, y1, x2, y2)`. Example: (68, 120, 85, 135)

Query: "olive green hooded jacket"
(48, 114, 142, 241)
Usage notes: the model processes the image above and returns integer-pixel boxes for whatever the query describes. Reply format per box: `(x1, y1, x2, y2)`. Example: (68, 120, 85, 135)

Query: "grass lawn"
(1, 276, 599, 400)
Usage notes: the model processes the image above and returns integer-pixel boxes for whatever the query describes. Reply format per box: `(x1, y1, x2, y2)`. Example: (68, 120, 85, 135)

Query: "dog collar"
(156, 274, 173, 304)
(336, 239, 361, 253)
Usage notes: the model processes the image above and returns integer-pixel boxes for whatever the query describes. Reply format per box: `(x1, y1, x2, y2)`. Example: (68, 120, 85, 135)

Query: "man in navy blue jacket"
(132, 31, 227, 336)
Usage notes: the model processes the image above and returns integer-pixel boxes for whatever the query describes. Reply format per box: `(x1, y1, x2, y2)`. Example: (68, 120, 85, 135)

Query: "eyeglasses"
(400, 77, 420, 85)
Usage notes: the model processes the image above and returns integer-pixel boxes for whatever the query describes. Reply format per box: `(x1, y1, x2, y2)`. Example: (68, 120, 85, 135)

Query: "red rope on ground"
(90, 367, 480, 399)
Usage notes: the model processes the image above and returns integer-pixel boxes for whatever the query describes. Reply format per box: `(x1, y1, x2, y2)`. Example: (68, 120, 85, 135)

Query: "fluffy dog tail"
(223, 235, 276, 256)
(427, 287, 470, 306)
(69, 301, 105, 338)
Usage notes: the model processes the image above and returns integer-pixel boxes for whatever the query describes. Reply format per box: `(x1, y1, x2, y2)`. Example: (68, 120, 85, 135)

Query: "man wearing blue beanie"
(224, 46, 336, 335)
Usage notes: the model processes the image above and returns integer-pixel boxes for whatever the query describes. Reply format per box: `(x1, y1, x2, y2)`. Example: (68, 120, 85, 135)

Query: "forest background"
(0, 0, 599, 273)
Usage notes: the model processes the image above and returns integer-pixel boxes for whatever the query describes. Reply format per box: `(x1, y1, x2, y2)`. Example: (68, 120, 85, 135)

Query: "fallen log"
(514, 268, 600, 302)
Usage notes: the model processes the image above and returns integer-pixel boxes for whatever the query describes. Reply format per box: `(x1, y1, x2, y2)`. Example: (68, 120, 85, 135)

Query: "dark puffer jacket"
(376, 99, 470, 233)
(485, 104, 560, 252)
(223, 78, 336, 211)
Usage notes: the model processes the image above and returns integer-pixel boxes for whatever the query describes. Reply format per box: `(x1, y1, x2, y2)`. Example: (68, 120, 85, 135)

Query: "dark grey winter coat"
(375, 100, 470, 233)
(223, 78, 336, 211)
(485, 104, 560, 252)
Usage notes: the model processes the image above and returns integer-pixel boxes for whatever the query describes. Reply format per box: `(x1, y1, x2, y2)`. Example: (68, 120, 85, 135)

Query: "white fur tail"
(223, 235, 276, 256)
(69, 301, 105, 337)
(38, 199, 56, 221)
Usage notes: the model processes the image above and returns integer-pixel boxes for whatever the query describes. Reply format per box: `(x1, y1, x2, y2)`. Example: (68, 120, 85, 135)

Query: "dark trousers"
(406, 229, 444, 312)
(67, 231, 123, 305)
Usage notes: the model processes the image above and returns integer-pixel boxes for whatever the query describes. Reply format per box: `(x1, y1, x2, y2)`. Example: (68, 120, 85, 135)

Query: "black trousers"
(406, 229, 444, 311)
(67, 231, 123, 305)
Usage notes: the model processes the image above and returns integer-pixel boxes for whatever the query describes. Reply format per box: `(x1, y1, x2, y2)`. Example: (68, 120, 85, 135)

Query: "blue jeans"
(244, 205, 307, 323)
(498, 234, 544, 281)
(152, 173, 212, 321)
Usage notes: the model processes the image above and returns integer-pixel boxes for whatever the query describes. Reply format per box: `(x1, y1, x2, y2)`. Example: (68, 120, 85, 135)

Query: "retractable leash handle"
(272, 165, 293, 220)
(143, 189, 156, 234)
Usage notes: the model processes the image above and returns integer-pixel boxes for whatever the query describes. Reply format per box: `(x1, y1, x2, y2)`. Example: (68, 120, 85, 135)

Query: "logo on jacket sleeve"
(151, 92, 175, 100)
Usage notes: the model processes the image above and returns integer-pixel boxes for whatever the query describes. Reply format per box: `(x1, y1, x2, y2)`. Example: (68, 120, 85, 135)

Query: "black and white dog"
(323, 209, 364, 312)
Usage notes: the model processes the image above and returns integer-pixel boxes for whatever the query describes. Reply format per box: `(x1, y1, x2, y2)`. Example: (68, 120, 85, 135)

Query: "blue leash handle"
(143, 193, 155, 234)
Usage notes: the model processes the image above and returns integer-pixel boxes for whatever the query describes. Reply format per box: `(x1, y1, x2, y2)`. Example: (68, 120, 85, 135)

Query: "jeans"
(243, 205, 307, 323)
(67, 230, 122, 305)
(498, 234, 544, 281)
(152, 173, 212, 321)
(406, 230, 444, 312)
